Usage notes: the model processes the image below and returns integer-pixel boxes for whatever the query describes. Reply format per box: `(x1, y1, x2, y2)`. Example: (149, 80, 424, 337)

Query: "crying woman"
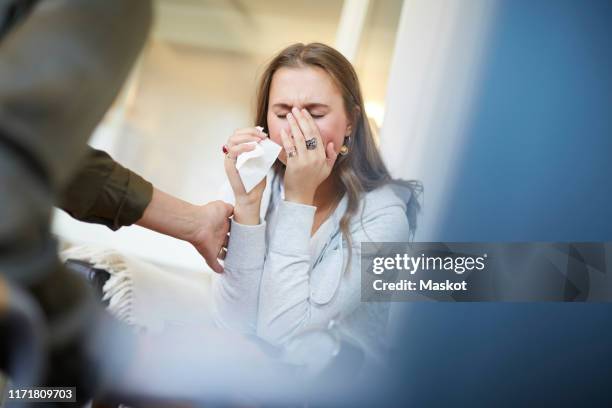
(212, 42, 421, 366)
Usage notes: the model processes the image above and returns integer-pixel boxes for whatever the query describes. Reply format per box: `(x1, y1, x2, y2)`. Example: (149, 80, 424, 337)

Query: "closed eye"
(275, 113, 325, 119)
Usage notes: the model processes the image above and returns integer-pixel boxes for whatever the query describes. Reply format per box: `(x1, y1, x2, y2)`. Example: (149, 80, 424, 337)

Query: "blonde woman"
(212, 43, 420, 362)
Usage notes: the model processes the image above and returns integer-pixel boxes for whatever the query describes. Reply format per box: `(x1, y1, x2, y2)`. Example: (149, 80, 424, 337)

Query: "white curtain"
(380, 0, 496, 240)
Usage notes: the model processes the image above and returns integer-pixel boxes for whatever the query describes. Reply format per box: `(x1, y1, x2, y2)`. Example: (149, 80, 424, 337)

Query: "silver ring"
(287, 147, 297, 158)
(305, 138, 317, 150)
(218, 246, 227, 260)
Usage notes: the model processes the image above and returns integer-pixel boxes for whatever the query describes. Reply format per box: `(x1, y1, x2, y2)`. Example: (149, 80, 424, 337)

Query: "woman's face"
(266, 66, 351, 165)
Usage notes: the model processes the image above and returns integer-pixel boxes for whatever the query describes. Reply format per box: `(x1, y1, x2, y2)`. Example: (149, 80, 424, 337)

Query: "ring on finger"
(287, 147, 298, 158)
(218, 246, 227, 260)
(225, 153, 236, 161)
(305, 138, 317, 150)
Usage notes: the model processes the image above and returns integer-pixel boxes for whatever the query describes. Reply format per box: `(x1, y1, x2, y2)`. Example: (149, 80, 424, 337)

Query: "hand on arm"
(136, 188, 233, 273)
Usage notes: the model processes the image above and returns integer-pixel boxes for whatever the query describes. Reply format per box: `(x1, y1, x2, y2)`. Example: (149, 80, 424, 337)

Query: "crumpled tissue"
(235, 128, 282, 193)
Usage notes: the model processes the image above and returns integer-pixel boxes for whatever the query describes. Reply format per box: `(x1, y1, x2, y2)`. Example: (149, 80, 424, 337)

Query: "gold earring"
(339, 136, 350, 155)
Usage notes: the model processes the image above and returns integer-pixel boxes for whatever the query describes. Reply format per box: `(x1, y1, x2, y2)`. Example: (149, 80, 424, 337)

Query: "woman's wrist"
(284, 191, 314, 207)
(234, 194, 262, 208)
(233, 202, 261, 225)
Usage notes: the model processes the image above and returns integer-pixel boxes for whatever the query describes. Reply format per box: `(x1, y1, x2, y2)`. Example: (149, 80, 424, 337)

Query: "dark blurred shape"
(0, 0, 37, 38)
(0, 0, 152, 405)
(0, 277, 44, 399)
(65, 260, 111, 308)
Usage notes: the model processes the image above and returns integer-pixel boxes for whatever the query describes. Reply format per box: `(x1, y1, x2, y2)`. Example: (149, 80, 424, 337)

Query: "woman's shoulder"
(341, 184, 411, 242)
(359, 183, 410, 217)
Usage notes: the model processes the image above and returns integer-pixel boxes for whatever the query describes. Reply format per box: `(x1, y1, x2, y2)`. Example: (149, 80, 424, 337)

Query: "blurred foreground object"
(0, 0, 152, 404)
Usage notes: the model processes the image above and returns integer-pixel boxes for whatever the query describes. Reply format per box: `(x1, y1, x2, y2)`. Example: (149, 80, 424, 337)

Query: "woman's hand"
(224, 127, 268, 225)
(280, 107, 339, 205)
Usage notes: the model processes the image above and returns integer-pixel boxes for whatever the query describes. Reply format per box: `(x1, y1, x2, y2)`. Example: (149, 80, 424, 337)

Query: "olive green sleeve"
(59, 147, 153, 231)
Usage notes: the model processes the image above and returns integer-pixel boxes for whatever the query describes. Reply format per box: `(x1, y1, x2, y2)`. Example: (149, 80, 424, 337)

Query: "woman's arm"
(256, 198, 410, 346)
(211, 218, 267, 333)
(210, 182, 266, 333)
(211, 127, 269, 333)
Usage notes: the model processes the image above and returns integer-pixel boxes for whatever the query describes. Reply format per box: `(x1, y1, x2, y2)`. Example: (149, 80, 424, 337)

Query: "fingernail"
(287, 112, 293, 119)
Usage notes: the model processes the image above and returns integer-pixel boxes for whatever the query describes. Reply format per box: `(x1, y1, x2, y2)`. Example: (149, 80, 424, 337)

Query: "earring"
(339, 136, 350, 156)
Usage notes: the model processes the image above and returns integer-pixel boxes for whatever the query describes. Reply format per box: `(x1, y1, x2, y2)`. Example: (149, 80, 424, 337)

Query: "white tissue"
(236, 137, 281, 193)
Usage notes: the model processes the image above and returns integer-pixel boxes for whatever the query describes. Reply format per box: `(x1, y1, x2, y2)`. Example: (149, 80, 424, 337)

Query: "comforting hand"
(137, 189, 233, 273)
(188, 200, 234, 273)
(280, 107, 338, 205)
(223, 127, 268, 225)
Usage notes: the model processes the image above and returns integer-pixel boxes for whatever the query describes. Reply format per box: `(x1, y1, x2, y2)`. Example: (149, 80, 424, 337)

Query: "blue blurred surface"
(389, 1, 612, 406)
(440, 0, 612, 242)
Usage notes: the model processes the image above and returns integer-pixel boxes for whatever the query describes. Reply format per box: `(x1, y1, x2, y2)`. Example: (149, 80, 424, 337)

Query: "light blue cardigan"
(212, 171, 411, 362)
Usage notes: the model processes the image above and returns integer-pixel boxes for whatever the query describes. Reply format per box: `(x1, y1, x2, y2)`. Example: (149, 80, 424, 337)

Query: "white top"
(211, 171, 411, 363)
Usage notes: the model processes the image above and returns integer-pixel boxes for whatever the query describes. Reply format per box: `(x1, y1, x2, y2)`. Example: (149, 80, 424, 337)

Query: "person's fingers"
(222, 202, 234, 219)
(301, 108, 325, 154)
(203, 246, 224, 273)
(209, 256, 224, 273)
(287, 110, 307, 155)
(325, 141, 338, 168)
(228, 134, 263, 147)
(228, 142, 257, 159)
(280, 128, 296, 159)
(233, 127, 267, 140)
(292, 108, 314, 142)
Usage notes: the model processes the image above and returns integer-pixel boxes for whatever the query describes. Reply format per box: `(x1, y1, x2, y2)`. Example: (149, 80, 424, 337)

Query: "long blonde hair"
(254, 43, 421, 267)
